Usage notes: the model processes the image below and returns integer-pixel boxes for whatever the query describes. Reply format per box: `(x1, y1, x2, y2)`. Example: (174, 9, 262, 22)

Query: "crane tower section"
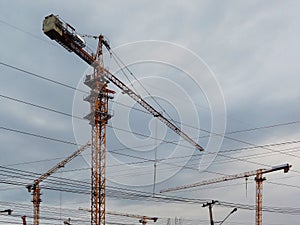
(83, 37, 115, 225)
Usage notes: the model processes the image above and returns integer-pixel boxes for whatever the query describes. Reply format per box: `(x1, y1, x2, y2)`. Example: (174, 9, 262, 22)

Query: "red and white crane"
(42, 13, 204, 225)
(79, 208, 158, 225)
(108, 211, 158, 225)
(160, 163, 291, 225)
(26, 143, 90, 225)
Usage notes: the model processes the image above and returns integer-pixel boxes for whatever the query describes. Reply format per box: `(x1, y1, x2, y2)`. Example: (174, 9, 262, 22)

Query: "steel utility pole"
(202, 200, 218, 225)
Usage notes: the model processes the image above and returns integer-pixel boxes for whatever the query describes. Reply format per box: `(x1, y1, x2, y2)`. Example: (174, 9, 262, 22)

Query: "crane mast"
(84, 35, 115, 225)
(26, 143, 90, 225)
(43, 13, 205, 225)
(160, 163, 291, 225)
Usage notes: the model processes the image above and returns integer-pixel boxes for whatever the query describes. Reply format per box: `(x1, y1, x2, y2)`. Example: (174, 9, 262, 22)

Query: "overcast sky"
(0, 1, 300, 225)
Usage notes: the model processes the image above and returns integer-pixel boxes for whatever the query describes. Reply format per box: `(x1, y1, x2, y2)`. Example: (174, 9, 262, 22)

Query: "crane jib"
(160, 163, 291, 193)
(103, 69, 204, 152)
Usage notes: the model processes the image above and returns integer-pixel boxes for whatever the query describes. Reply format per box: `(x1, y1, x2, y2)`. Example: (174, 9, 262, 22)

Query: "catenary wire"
(2, 121, 300, 177)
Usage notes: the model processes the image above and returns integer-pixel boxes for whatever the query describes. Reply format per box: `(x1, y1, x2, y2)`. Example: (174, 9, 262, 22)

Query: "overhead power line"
(1, 111, 300, 176)
(0, 62, 87, 94)
(2, 89, 300, 165)
(0, 19, 59, 47)
(0, 126, 78, 146)
(1, 18, 299, 225)
(2, 60, 300, 141)
(2, 121, 300, 167)
(110, 50, 178, 126)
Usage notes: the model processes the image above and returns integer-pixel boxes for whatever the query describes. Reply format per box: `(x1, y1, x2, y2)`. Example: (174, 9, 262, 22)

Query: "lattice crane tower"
(83, 35, 115, 225)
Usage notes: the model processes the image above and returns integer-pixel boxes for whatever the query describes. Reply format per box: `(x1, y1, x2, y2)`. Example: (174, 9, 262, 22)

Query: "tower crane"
(42, 13, 204, 225)
(160, 163, 291, 225)
(79, 208, 158, 225)
(108, 211, 158, 225)
(26, 142, 90, 225)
